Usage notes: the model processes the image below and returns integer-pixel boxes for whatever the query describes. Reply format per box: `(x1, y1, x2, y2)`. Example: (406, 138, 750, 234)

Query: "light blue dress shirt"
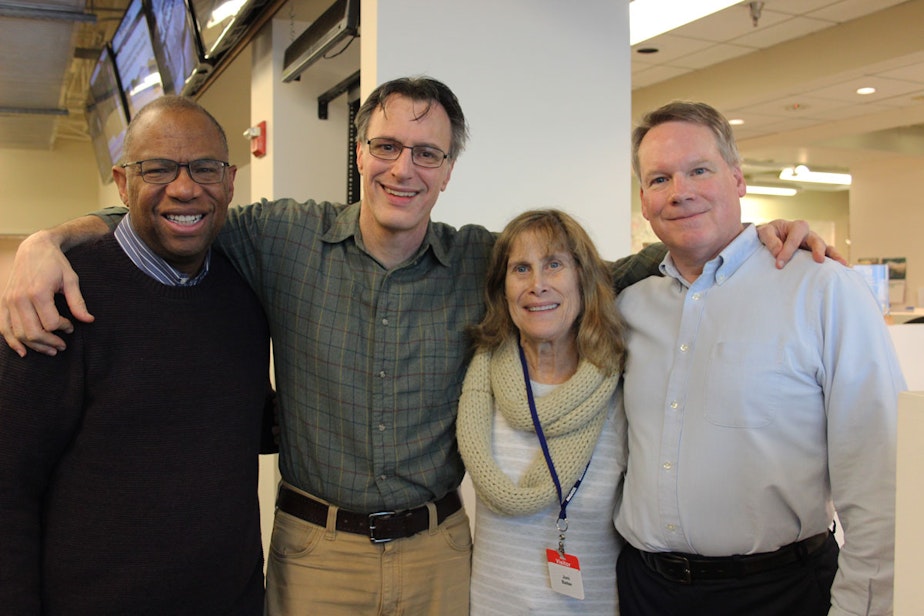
(615, 224, 904, 616)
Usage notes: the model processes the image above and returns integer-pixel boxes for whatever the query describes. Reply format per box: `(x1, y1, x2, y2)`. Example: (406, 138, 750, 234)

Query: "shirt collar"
(659, 223, 758, 288)
(114, 213, 211, 286)
(320, 201, 452, 268)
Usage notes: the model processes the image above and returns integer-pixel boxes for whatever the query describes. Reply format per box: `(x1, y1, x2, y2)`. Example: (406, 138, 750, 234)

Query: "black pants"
(617, 534, 839, 616)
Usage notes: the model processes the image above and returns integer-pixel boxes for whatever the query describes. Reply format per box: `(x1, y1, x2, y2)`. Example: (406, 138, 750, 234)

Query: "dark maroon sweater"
(0, 235, 270, 615)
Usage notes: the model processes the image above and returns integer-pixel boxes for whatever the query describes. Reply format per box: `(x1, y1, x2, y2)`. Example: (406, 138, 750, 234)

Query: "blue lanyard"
(517, 342, 590, 526)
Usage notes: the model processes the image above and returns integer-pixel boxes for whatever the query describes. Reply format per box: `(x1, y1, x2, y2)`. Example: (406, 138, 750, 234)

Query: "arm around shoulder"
(0, 213, 113, 357)
(610, 242, 667, 293)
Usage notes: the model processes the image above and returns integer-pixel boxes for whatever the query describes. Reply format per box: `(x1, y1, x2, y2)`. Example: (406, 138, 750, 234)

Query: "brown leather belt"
(638, 531, 831, 584)
(276, 485, 463, 543)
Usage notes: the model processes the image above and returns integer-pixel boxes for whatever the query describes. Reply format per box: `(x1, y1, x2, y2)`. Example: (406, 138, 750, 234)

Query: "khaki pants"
(265, 485, 472, 616)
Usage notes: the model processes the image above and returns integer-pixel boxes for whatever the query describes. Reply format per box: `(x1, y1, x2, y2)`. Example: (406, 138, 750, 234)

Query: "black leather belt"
(638, 532, 831, 584)
(276, 486, 462, 544)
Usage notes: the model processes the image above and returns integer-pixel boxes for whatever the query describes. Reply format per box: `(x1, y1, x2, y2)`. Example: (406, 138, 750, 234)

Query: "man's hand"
(756, 219, 847, 269)
(1, 230, 94, 357)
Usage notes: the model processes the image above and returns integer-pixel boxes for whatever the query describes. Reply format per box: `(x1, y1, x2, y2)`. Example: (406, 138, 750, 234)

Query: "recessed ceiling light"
(857, 87, 877, 95)
(729, 118, 744, 126)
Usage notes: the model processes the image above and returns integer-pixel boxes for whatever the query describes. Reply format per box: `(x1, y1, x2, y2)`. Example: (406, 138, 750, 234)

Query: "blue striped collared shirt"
(114, 213, 210, 286)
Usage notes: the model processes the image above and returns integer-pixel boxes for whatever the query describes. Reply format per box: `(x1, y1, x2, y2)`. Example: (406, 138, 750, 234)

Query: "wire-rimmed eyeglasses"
(365, 138, 449, 168)
(120, 158, 232, 185)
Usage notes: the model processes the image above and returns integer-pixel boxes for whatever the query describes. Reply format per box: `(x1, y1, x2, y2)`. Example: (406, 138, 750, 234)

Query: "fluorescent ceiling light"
(746, 185, 798, 197)
(129, 73, 163, 98)
(779, 165, 852, 186)
(207, 0, 246, 28)
(630, 0, 741, 45)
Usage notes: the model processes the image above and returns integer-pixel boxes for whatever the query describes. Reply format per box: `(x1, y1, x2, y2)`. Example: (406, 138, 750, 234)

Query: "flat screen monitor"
(146, 0, 211, 96)
(86, 45, 131, 183)
(112, 0, 165, 118)
(189, 0, 269, 61)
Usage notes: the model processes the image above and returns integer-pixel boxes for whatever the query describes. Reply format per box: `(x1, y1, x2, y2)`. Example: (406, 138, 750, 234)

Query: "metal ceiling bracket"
(317, 70, 360, 120)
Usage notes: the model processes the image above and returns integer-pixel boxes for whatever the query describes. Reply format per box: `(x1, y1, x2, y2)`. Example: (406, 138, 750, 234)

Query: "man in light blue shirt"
(615, 101, 904, 616)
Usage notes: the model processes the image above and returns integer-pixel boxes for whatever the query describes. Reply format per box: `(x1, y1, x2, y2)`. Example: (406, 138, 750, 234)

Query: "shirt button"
(680, 344, 689, 353)
(692, 292, 701, 301)
(666, 524, 676, 532)
(670, 400, 679, 409)
(662, 461, 673, 470)
(378, 424, 386, 432)
(379, 371, 386, 378)
(382, 318, 389, 326)
(717, 274, 726, 282)
(379, 475, 387, 482)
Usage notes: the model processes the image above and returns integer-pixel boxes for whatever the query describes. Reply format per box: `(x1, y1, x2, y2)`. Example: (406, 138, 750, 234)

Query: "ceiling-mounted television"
(112, 0, 164, 118)
(86, 45, 131, 184)
(282, 0, 359, 83)
(146, 0, 212, 96)
(188, 0, 271, 61)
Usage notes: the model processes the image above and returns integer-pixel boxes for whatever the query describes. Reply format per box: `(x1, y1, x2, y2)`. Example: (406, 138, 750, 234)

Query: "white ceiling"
(631, 0, 924, 190)
(1, 0, 923, 194)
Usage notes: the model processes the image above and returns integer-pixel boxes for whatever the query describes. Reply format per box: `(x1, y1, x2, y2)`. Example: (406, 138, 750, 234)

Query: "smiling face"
(113, 107, 235, 276)
(637, 120, 746, 280)
(504, 230, 582, 353)
(355, 94, 455, 264)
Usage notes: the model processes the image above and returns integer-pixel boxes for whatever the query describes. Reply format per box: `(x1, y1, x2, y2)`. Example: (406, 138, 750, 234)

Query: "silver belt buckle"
(368, 510, 397, 543)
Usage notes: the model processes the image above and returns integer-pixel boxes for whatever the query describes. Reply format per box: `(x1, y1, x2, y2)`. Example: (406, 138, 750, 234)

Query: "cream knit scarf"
(457, 340, 619, 516)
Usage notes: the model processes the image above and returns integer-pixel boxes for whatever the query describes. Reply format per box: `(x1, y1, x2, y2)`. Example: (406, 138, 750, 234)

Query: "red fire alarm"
(245, 121, 267, 158)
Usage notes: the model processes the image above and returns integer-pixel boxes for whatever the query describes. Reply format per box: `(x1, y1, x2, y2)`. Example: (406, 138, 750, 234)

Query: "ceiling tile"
(732, 15, 836, 48)
(631, 65, 693, 89)
(808, 0, 909, 22)
(877, 61, 924, 84)
(668, 4, 792, 42)
(761, 0, 846, 16)
(670, 42, 757, 70)
(806, 75, 924, 103)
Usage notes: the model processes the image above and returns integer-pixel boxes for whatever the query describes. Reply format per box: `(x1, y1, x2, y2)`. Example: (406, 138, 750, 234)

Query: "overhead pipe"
(0, 106, 69, 116)
(0, 1, 96, 22)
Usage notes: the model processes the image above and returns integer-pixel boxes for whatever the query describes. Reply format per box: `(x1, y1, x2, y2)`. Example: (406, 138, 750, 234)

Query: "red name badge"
(546, 548, 585, 600)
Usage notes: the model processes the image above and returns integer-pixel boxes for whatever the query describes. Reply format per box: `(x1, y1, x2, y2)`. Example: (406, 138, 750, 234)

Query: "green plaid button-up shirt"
(101, 200, 665, 512)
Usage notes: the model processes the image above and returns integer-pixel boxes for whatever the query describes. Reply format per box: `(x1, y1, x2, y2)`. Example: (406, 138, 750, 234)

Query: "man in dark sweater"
(0, 96, 271, 615)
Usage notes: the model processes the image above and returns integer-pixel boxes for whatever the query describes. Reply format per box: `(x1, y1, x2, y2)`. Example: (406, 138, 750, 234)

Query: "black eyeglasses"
(121, 159, 231, 185)
(366, 138, 449, 168)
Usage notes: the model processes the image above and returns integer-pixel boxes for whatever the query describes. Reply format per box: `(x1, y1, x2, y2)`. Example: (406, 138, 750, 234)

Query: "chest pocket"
(704, 340, 786, 428)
